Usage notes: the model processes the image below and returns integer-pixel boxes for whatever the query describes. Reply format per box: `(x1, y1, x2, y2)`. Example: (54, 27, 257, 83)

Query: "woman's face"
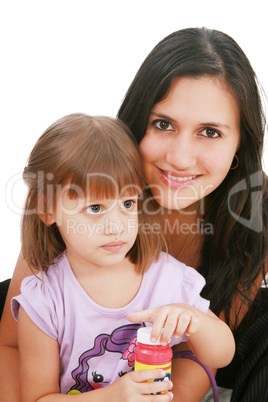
(140, 76, 240, 211)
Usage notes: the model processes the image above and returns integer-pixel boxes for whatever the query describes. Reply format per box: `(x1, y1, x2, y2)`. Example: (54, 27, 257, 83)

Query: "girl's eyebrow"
(151, 112, 231, 130)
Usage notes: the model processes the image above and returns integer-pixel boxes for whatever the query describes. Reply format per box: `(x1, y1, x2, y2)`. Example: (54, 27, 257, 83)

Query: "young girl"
(12, 113, 234, 401)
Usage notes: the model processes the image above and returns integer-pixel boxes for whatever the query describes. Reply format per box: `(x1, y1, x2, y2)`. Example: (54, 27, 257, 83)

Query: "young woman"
(0, 27, 267, 401)
(118, 27, 268, 401)
(11, 113, 234, 401)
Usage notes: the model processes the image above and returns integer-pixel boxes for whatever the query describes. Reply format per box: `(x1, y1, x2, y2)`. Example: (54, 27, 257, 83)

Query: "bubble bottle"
(134, 327, 173, 394)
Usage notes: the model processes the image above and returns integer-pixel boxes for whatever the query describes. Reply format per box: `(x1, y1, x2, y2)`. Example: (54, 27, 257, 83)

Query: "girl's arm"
(183, 307, 235, 368)
(127, 305, 235, 369)
(0, 251, 36, 402)
(170, 342, 217, 402)
(18, 308, 173, 402)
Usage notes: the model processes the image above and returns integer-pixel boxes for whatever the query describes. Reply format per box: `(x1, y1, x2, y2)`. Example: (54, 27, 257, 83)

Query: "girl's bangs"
(55, 114, 146, 201)
(67, 157, 145, 201)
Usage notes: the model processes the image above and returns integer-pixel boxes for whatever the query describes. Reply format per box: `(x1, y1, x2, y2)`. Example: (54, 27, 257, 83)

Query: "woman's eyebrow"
(201, 122, 231, 130)
(150, 111, 177, 123)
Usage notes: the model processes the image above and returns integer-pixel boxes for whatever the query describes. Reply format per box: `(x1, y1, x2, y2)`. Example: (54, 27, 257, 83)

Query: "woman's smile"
(156, 166, 200, 189)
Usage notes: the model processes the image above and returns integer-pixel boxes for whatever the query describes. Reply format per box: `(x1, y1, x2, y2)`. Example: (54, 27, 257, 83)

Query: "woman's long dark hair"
(118, 27, 268, 327)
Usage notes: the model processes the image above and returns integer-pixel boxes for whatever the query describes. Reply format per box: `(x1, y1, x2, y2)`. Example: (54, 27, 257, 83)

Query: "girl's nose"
(104, 220, 125, 236)
(103, 211, 126, 237)
(165, 135, 197, 170)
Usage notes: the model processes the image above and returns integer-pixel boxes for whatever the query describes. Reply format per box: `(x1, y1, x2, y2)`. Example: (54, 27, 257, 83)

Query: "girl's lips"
(101, 241, 125, 253)
(156, 167, 200, 189)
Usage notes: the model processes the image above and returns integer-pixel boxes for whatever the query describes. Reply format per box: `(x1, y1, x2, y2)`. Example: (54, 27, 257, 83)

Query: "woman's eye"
(153, 119, 173, 131)
(86, 204, 103, 214)
(201, 128, 221, 138)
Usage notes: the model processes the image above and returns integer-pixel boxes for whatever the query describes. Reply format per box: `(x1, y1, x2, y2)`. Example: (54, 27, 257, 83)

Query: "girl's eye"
(121, 200, 135, 210)
(201, 128, 222, 138)
(122, 200, 133, 209)
(86, 204, 103, 214)
(153, 119, 174, 131)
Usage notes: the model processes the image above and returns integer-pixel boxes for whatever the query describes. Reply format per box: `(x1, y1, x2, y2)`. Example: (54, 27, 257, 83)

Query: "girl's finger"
(145, 391, 174, 401)
(142, 380, 173, 397)
(150, 310, 169, 343)
(127, 309, 156, 324)
(132, 369, 167, 383)
(174, 312, 192, 337)
(185, 315, 200, 336)
(159, 312, 179, 345)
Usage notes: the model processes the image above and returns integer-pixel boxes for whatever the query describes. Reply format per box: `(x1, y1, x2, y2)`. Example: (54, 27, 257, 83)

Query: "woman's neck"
(161, 201, 205, 268)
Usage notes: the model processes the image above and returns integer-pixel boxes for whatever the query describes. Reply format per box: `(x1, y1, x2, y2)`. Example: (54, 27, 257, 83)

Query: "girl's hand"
(127, 304, 200, 345)
(108, 369, 173, 401)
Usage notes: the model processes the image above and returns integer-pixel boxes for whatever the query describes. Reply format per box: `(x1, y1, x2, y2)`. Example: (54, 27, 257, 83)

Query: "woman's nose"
(165, 134, 197, 169)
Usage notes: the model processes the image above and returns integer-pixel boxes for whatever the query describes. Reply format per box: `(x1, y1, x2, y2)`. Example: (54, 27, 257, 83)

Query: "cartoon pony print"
(68, 323, 145, 393)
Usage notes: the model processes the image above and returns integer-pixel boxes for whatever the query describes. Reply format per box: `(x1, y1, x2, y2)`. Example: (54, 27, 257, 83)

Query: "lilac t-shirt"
(12, 251, 209, 394)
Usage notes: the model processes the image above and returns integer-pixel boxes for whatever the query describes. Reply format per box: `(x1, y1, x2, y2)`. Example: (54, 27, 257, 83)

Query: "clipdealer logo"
(227, 171, 263, 233)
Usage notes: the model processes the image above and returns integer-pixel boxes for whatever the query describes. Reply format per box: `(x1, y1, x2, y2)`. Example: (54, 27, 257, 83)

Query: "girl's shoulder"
(145, 252, 210, 316)
(13, 252, 69, 310)
(11, 252, 70, 339)
(149, 251, 207, 290)
(21, 252, 68, 289)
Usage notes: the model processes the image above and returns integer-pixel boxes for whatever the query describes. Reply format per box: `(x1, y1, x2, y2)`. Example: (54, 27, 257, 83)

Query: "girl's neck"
(67, 254, 143, 309)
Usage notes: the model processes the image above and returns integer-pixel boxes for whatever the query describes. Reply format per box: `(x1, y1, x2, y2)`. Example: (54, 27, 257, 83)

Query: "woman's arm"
(0, 252, 36, 402)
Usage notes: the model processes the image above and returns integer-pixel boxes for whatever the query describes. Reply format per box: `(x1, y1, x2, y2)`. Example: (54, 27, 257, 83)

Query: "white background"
(1, 0, 268, 281)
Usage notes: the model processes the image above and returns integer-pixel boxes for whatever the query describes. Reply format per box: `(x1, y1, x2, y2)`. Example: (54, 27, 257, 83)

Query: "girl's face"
(49, 188, 139, 271)
(140, 76, 240, 211)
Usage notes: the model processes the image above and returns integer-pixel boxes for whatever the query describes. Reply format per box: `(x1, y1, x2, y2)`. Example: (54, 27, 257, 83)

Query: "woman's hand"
(127, 304, 200, 345)
(107, 369, 173, 402)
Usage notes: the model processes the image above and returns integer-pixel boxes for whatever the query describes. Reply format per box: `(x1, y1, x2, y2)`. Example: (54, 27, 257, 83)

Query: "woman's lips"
(156, 167, 200, 189)
(101, 241, 125, 253)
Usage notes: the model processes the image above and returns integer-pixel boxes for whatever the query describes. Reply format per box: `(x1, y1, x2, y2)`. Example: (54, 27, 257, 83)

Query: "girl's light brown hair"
(22, 113, 165, 273)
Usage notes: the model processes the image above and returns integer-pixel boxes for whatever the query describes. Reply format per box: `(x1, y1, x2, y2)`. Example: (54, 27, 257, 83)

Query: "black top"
(216, 286, 268, 401)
